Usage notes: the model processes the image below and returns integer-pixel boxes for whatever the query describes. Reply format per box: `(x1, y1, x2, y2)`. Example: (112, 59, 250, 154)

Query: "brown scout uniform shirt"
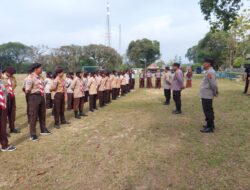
(51, 77, 65, 93)
(71, 77, 85, 98)
(25, 73, 44, 94)
(88, 77, 97, 95)
(99, 77, 107, 92)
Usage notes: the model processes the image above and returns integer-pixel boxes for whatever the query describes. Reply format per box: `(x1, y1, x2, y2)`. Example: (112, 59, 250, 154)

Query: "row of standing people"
(139, 68, 193, 89)
(0, 63, 136, 151)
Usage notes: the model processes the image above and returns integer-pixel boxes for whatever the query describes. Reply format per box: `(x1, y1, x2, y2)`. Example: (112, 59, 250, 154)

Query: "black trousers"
(84, 91, 89, 102)
(121, 85, 126, 96)
(107, 90, 111, 103)
(54, 93, 66, 125)
(89, 94, 97, 111)
(173, 90, 181, 111)
(103, 90, 108, 105)
(112, 88, 117, 100)
(164, 89, 171, 103)
(244, 79, 249, 93)
(45, 93, 53, 109)
(99, 91, 104, 107)
(202, 99, 215, 128)
(6, 94, 16, 131)
(139, 79, 145, 88)
(0, 108, 8, 149)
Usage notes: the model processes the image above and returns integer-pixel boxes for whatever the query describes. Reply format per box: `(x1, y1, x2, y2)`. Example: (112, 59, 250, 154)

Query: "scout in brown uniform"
(1, 67, 20, 133)
(88, 73, 98, 112)
(22, 70, 32, 125)
(65, 72, 74, 110)
(26, 63, 51, 141)
(111, 71, 117, 100)
(51, 68, 70, 129)
(116, 72, 121, 98)
(139, 70, 145, 88)
(98, 72, 107, 108)
(103, 72, 109, 105)
(146, 71, 153, 88)
(44, 72, 53, 109)
(71, 71, 87, 119)
(125, 71, 130, 94)
(121, 72, 127, 96)
(0, 78, 16, 151)
(83, 72, 89, 103)
(155, 69, 162, 89)
(106, 72, 112, 104)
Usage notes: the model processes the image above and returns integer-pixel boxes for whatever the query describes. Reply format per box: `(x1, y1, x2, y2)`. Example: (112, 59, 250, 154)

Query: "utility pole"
(119, 24, 122, 53)
(106, 2, 111, 47)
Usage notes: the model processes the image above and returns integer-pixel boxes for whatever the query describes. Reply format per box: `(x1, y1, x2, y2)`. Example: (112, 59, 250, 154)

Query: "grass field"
(0, 75, 249, 190)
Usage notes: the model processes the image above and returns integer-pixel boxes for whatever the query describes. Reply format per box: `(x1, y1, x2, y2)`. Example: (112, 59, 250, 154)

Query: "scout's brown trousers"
(28, 94, 46, 136)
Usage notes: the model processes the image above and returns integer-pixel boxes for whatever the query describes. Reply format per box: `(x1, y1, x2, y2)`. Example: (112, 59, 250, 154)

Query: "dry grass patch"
(0, 75, 249, 190)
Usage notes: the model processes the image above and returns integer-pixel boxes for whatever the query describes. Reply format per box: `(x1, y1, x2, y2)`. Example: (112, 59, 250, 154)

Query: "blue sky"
(0, 0, 211, 62)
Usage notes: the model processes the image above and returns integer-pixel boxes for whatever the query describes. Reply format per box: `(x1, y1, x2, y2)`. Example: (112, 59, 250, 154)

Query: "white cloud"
(0, 0, 210, 62)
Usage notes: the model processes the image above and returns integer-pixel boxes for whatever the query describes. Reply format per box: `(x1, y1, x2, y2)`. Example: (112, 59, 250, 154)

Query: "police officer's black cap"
(55, 67, 64, 74)
(204, 58, 214, 67)
(30, 63, 42, 72)
(173, 63, 180, 68)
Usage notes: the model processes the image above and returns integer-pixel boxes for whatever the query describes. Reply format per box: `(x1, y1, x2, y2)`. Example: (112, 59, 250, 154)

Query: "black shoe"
(75, 111, 81, 119)
(1, 145, 16, 152)
(80, 113, 88, 117)
(79, 112, 88, 117)
(54, 125, 61, 129)
(75, 115, 81, 119)
(61, 121, 70, 125)
(30, 135, 39, 141)
(172, 110, 182, 114)
(41, 129, 51, 136)
(89, 109, 94, 112)
(10, 128, 21, 133)
(200, 127, 214, 133)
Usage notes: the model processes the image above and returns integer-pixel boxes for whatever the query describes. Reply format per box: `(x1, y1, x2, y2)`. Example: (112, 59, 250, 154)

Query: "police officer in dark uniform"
(244, 67, 250, 94)
(200, 58, 218, 133)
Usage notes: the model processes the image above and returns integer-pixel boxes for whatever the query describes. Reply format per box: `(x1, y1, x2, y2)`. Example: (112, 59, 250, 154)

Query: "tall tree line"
(0, 42, 123, 73)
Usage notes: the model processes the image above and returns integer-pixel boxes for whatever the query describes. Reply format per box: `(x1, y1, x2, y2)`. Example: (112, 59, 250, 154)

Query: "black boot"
(74, 111, 81, 119)
(79, 112, 88, 117)
(200, 127, 214, 133)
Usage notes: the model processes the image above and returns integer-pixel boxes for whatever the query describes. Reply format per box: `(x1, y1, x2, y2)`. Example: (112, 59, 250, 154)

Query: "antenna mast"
(106, 2, 111, 47)
(119, 24, 122, 53)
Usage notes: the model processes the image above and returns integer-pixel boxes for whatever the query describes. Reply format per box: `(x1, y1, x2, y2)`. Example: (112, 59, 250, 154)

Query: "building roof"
(147, 63, 159, 70)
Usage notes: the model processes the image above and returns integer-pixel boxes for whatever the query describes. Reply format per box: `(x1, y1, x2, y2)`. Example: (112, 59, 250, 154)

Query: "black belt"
(31, 92, 42, 96)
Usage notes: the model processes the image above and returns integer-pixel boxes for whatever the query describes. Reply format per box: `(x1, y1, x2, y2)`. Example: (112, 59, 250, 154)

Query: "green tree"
(233, 57, 244, 68)
(83, 44, 122, 70)
(54, 45, 83, 72)
(127, 39, 161, 68)
(199, 0, 243, 30)
(0, 42, 33, 72)
(186, 46, 198, 63)
(186, 31, 229, 69)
